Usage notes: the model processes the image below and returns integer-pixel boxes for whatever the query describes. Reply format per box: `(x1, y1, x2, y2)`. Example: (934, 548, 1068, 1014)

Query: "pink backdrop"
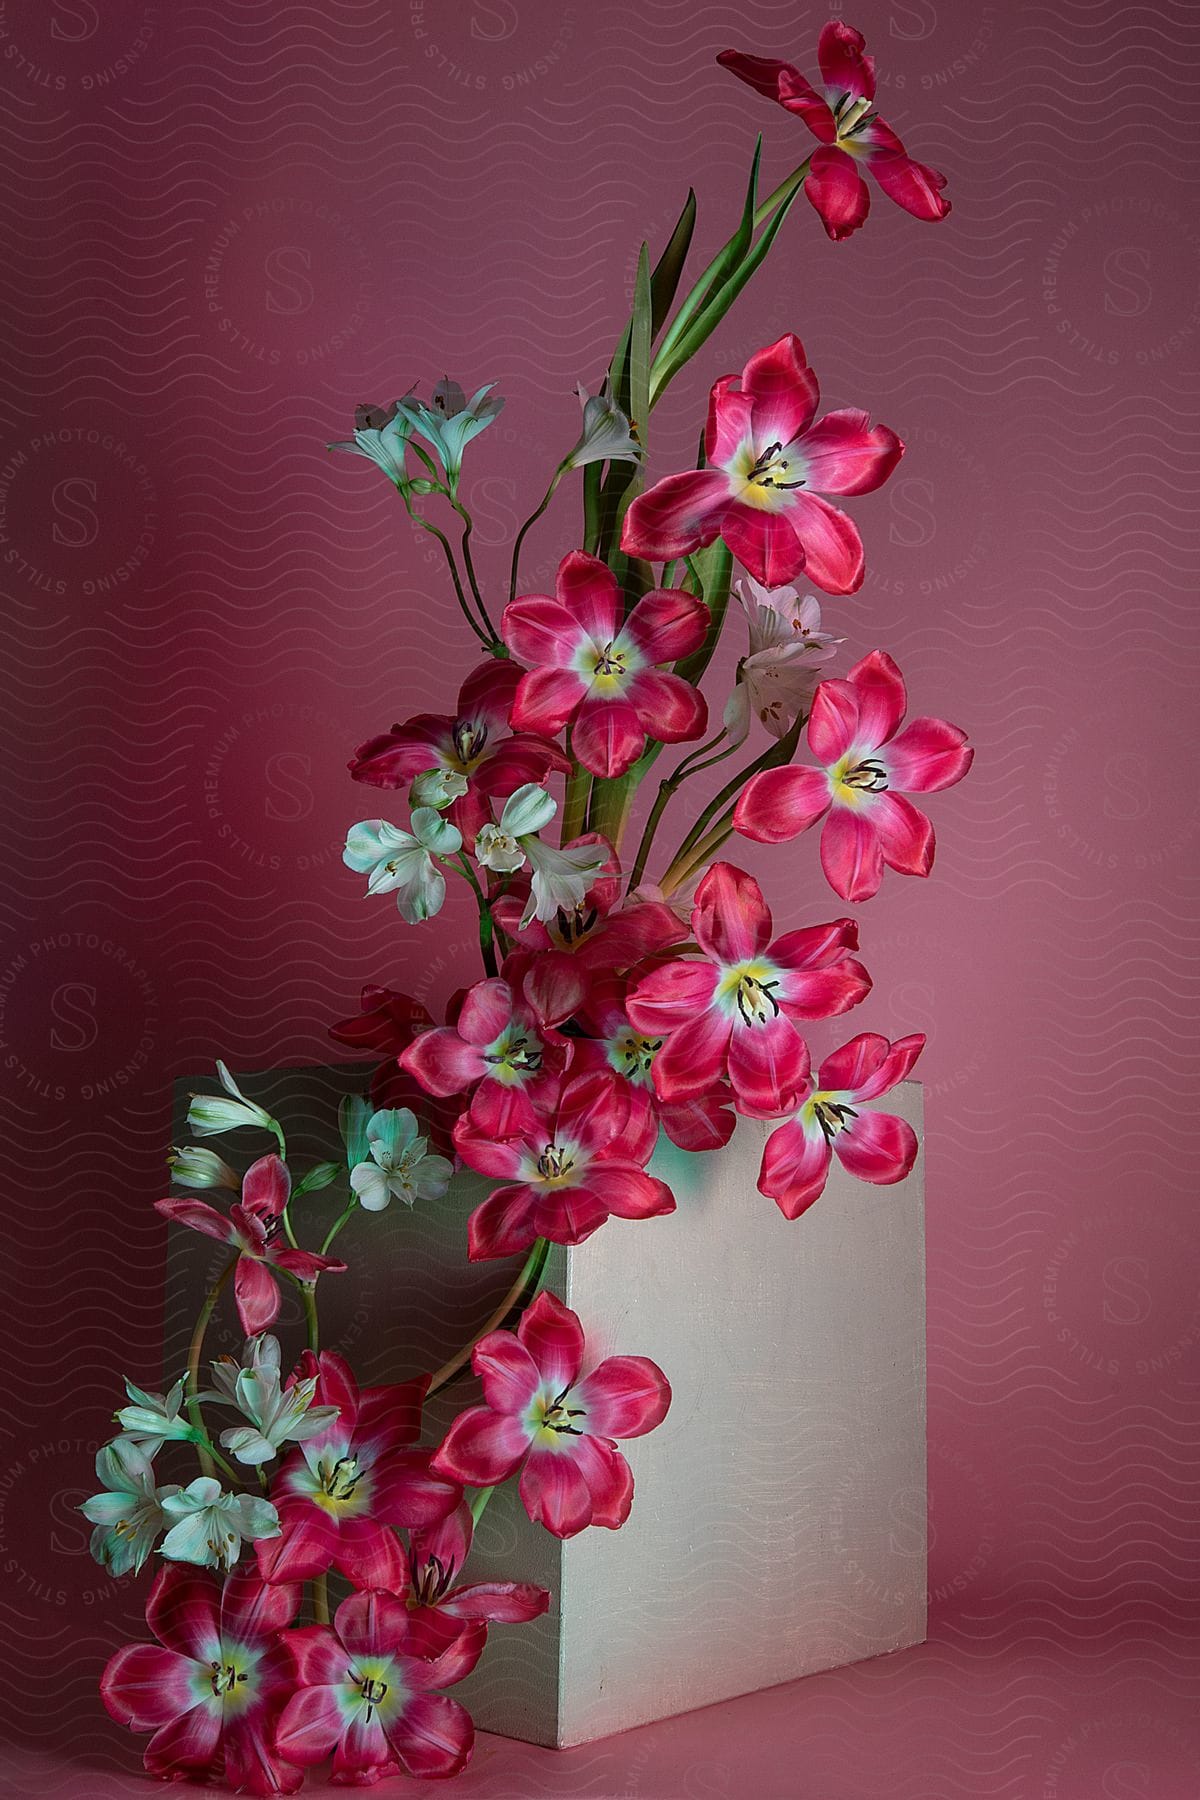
(3, 1, 1199, 1795)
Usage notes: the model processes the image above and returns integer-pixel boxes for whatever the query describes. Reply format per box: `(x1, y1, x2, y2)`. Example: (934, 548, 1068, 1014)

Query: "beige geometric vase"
(168, 1069, 926, 1750)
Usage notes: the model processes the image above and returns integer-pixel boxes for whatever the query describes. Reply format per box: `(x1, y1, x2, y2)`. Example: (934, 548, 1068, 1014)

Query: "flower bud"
(167, 1146, 240, 1190)
(409, 767, 468, 811)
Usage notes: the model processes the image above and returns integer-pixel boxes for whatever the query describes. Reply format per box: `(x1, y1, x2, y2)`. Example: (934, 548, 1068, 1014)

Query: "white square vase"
(169, 1069, 926, 1749)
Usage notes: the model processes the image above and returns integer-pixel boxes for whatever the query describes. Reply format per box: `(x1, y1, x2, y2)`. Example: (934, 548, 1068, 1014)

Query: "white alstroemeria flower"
(563, 379, 641, 469)
(724, 578, 843, 744)
(159, 1478, 279, 1571)
(187, 1061, 280, 1142)
(327, 399, 413, 488)
(343, 809, 462, 925)
(409, 767, 468, 811)
(204, 1334, 339, 1467)
(166, 1145, 240, 1191)
(349, 1108, 453, 1213)
(475, 784, 608, 928)
(115, 1377, 199, 1457)
(81, 1440, 179, 1576)
(398, 377, 504, 491)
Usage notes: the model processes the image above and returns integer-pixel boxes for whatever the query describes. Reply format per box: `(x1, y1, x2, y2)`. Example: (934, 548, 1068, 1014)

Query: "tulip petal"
(401, 1027, 484, 1097)
(622, 586, 709, 664)
(581, 1165, 676, 1221)
(144, 1564, 222, 1661)
(517, 1290, 585, 1392)
(241, 1153, 291, 1223)
(511, 664, 586, 737)
(836, 1107, 919, 1186)
(572, 692, 646, 779)
(100, 1644, 201, 1731)
(234, 1255, 281, 1338)
(502, 594, 582, 669)
(275, 1685, 347, 1768)
(820, 1030, 925, 1102)
(872, 791, 935, 877)
(389, 1693, 475, 1780)
(626, 668, 707, 745)
(520, 1447, 594, 1537)
(555, 549, 622, 645)
(433, 1405, 531, 1488)
(473, 1330, 541, 1414)
(153, 1196, 235, 1244)
(720, 502, 807, 589)
(784, 490, 866, 594)
(334, 1517, 412, 1590)
(818, 20, 876, 103)
(620, 469, 731, 562)
(651, 1004, 732, 1103)
(758, 1117, 833, 1220)
(716, 49, 836, 141)
(529, 1180, 613, 1246)
(885, 715, 974, 792)
(820, 806, 884, 902)
(863, 118, 951, 222)
(660, 1089, 737, 1151)
(797, 409, 903, 496)
(440, 1579, 550, 1624)
(741, 334, 820, 447)
(846, 648, 907, 748)
(572, 1433, 635, 1529)
(805, 145, 871, 242)
(727, 1013, 810, 1114)
(256, 1502, 337, 1584)
(693, 861, 773, 963)
(143, 1703, 223, 1780)
(467, 1183, 540, 1260)
(626, 959, 719, 1035)
(575, 1355, 671, 1438)
(733, 765, 831, 844)
(777, 958, 872, 1020)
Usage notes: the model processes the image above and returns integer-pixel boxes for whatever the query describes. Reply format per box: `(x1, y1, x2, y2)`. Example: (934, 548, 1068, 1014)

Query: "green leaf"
(629, 242, 652, 460)
(650, 188, 697, 336)
(652, 136, 761, 379)
(651, 177, 803, 406)
(673, 540, 732, 690)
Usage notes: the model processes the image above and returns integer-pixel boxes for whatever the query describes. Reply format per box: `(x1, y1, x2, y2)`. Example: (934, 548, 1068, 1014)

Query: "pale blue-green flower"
(80, 1440, 179, 1576)
(349, 1108, 453, 1213)
(339, 1092, 371, 1169)
(167, 1145, 240, 1191)
(474, 784, 607, 927)
(409, 767, 468, 811)
(564, 380, 642, 470)
(203, 1334, 338, 1466)
(327, 399, 413, 488)
(159, 1477, 279, 1570)
(343, 809, 462, 924)
(115, 1377, 200, 1457)
(186, 1060, 281, 1144)
(398, 377, 504, 492)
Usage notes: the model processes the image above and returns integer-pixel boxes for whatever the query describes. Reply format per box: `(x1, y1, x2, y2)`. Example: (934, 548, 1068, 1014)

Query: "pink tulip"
(626, 863, 871, 1118)
(431, 1291, 671, 1539)
(156, 1155, 346, 1339)
(404, 1499, 551, 1656)
(276, 1588, 484, 1783)
(758, 1031, 925, 1218)
(348, 659, 569, 844)
(454, 1070, 676, 1260)
(621, 335, 902, 592)
(733, 649, 973, 902)
(257, 1353, 459, 1591)
(100, 1563, 302, 1794)
(503, 550, 709, 778)
(718, 24, 950, 242)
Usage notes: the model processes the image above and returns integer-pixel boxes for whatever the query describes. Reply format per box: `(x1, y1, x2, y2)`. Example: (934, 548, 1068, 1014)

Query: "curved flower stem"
(186, 1256, 237, 1479)
(320, 1201, 358, 1258)
(509, 465, 566, 606)
(398, 490, 490, 648)
(449, 498, 504, 650)
(659, 713, 807, 892)
(626, 732, 739, 894)
(193, 1435, 244, 1489)
(452, 852, 499, 978)
(426, 1237, 550, 1397)
(660, 809, 737, 897)
(469, 1485, 497, 1526)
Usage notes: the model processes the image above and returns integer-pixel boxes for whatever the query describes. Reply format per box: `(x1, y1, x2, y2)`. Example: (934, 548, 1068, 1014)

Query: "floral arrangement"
(88, 25, 971, 1792)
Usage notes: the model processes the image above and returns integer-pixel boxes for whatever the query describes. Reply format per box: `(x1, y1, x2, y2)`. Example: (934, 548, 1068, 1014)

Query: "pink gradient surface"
(2, 0, 1198, 1796)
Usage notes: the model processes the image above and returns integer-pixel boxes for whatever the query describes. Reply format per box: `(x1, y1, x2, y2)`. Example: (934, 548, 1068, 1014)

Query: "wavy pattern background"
(1, 0, 1198, 1794)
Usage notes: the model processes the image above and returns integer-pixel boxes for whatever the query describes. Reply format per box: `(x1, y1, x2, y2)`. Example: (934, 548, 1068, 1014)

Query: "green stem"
(427, 1238, 549, 1396)
(312, 1573, 330, 1626)
(469, 1485, 497, 1526)
(186, 1257, 236, 1479)
(193, 1435, 244, 1488)
(450, 499, 503, 649)
(453, 852, 499, 978)
(300, 1283, 320, 1353)
(509, 466, 566, 606)
(320, 1201, 357, 1257)
(625, 729, 739, 894)
(399, 492, 489, 647)
(560, 758, 590, 845)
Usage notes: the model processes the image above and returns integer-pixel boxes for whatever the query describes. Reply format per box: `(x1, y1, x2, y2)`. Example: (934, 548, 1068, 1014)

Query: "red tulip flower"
(405, 1499, 551, 1656)
(759, 1031, 925, 1218)
(454, 1071, 676, 1260)
(276, 1588, 485, 1784)
(400, 953, 584, 1138)
(257, 1353, 459, 1591)
(621, 335, 902, 592)
(100, 1563, 302, 1795)
(719, 23, 951, 242)
(627, 863, 871, 1118)
(348, 659, 569, 843)
(733, 650, 973, 902)
(156, 1155, 346, 1339)
(503, 550, 709, 778)
(431, 1291, 671, 1539)
(329, 985, 460, 1150)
